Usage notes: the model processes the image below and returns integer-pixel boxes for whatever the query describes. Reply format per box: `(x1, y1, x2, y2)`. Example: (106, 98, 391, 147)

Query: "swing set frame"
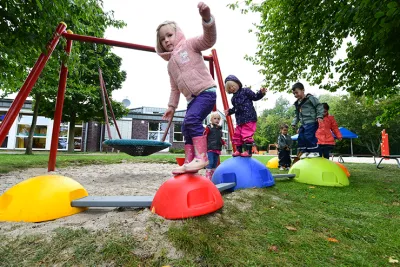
(0, 22, 235, 172)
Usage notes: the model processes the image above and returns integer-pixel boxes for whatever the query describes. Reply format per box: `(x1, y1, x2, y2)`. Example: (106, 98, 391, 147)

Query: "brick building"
(0, 99, 229, 152)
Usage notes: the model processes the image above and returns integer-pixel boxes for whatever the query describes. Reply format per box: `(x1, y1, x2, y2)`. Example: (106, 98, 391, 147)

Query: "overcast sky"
(8, 1, 344, 114)
(102, 0, 337, 113)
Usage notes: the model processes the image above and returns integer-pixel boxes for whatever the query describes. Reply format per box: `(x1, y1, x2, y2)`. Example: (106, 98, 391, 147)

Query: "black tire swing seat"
(103, 139, 171, 156)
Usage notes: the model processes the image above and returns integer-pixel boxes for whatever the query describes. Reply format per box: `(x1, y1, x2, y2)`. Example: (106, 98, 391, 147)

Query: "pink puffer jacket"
(156, 16, 217, 109)
(316, 114, 342, 145)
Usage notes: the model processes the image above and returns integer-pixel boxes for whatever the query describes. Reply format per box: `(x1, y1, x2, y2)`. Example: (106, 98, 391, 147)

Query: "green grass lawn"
(0, 152, 399, 266)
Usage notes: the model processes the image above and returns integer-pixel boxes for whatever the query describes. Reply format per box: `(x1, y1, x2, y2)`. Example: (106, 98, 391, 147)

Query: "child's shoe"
(307, 152, 320, 158)
(300, 152, 309, 159)
(232, 145, 242, 157)
(232, 150, 241, 157)
(240, 143, 253, 157)
(205, 169, 213, 180)
(240, 151, 251, 157)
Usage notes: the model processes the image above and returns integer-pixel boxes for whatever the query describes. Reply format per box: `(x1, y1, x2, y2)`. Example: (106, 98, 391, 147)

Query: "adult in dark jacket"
(224, 75, 267, 157)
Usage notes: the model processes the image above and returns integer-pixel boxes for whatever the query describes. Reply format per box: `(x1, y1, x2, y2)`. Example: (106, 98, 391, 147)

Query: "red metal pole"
(48, 34, 73, 172)
(209, 59, 215, 79)
(209, 59, 217, 112)
(62, 32, 214, 61)
(98, 69, 113, 140)
(211, 49, 235, 151)
(100, 75, 122, 139)
(0, 23, 67, 146)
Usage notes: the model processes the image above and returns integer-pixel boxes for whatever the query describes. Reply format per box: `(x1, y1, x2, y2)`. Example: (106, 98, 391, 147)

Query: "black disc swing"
(103, 132, 172, 156)
(95, 44, 172, 156)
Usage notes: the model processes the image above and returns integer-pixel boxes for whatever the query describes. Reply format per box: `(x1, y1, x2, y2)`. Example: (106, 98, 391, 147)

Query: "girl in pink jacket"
(156, 2, 217, 175)
(316, 103, 342, 158)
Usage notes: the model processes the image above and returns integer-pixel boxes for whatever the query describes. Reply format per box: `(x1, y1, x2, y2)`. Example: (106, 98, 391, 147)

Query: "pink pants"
(232, 121, 257, 145)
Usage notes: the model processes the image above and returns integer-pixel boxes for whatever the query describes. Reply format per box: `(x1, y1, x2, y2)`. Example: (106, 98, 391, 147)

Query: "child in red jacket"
(316, 103, 342, 158)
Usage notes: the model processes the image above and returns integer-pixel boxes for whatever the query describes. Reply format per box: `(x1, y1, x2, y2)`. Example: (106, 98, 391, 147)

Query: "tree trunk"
(67, 113, 76, 153)
(363, 138, 380, 156)
(25, 94, 41, 155)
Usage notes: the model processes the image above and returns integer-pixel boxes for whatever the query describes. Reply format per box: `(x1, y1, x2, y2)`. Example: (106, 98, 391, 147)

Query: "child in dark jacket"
(291, 82, 324, 158)
(205, 112, 226, 180)
(223, 75, 267, 157)
(277, 124, 292, 170)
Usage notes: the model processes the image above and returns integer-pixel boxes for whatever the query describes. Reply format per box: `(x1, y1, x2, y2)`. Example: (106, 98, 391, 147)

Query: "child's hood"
(224, 75, 243, 89)
(156, 22, 186, 61)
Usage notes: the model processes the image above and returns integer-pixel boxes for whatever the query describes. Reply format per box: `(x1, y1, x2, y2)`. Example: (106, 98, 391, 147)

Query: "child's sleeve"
(277, 135, 285, 149)
(287, 135, 293, 147)
(291, 111, 299, 126)
(244, 88, 265, 101)
(228, 107, 236, 115)
(204, 126, 210, 136)
(330, 116, 342, 140)
(188, 15, 217, 52)
(310, 96, 324, 119)
(221, 138, 226, 146)
(167, 71, 180, 109)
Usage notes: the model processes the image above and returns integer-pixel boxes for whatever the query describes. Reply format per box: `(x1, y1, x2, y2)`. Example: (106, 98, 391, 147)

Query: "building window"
(58, 122, 83, 150)
(74, 123, 83, 150)
(15, 115, 49, 149)
(58, 123, 68, 150)
(173, 123, 184, 142)
(148, 121, 169, 141)
(0, 112, 7, 148)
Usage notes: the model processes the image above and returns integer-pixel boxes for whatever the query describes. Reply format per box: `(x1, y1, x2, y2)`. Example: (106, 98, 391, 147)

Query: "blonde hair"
(209, 112, 221, 126)
(156, 21, 177, 53)
(210, 111, 221, 121)
(225, 80, 238, 93)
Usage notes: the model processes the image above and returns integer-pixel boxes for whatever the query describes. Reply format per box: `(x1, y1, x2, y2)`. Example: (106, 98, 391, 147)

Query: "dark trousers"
(298, 122, 319, 153)
(207, 151, 219, 169)
(278, 149, 291, 168)
(182, 91, 216, 145)
(319, 145, 334, 159)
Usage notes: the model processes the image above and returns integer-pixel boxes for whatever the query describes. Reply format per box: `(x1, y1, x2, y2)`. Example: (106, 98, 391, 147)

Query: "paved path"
(260, 154, 399, 165)
(331, 155, 399, 165)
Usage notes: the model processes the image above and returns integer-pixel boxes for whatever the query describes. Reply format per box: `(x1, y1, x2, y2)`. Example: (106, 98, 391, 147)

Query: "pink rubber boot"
(240, 144, 253, 157)
(184, 135, 209, 172)
(205, 169, 213, 180)
(232, 145, 242, 157)
(172, 144, 195, 175)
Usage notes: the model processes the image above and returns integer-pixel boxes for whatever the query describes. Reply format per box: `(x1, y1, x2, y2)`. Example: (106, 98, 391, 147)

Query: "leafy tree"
(39, 45, 128, 152)
(0, 0, 127, 153)
(254, 96, 296, 150)
(0, 0, 125, 94)
(330, 95, 400, 155)
(228, 0, 400, 121)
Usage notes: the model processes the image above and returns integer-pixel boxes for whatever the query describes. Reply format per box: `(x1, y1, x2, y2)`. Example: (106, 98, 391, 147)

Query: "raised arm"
(189, 3, 217, 52)
(330, 116, 342, 140)
(244, 88, 266, 101)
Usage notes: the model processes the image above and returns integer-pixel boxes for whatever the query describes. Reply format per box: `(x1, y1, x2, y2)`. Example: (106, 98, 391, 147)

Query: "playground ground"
(0, 162, 183, 259)
(0, 155, 399, 266)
